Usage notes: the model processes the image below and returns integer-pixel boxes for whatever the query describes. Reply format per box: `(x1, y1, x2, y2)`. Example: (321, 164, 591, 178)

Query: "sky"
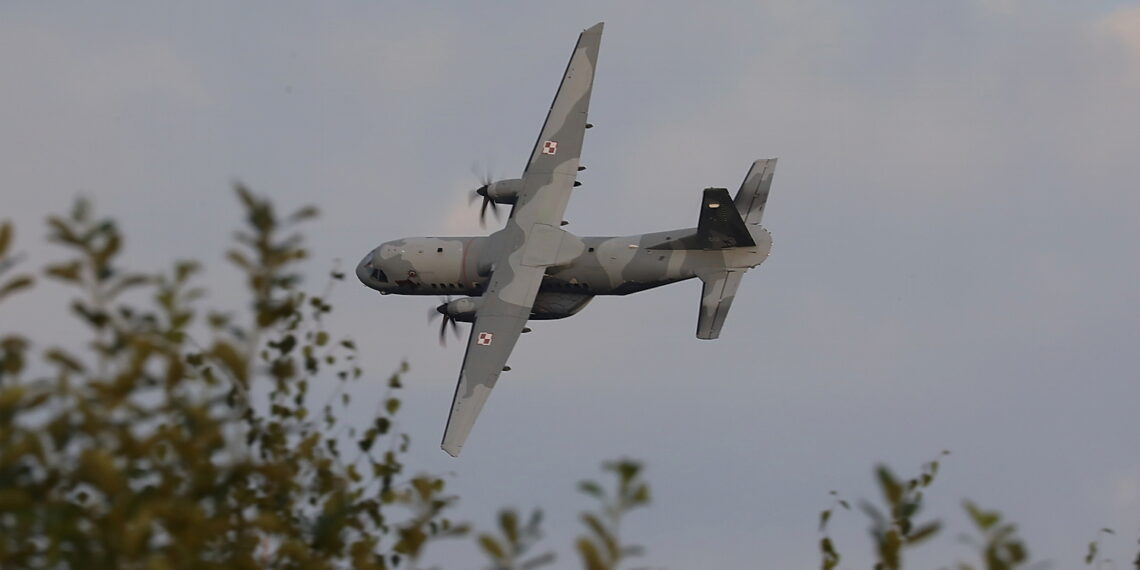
(2, 1, 1139, 567)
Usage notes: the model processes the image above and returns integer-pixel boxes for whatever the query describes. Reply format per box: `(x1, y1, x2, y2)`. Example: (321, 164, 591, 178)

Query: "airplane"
(356, 22, 777, 457)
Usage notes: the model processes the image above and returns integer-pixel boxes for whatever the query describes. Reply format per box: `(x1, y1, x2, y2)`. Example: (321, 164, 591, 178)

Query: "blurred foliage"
(574, 460, 650, 570)
(0, 192, 461, 568)
(861, 453, 946, 570)
(820, 451, 1048, 570)
(476, 508, 554, 570)
(2, 194, 1134, 569)
(0, 193, 656, 570)
(956, 500, 1028, 570)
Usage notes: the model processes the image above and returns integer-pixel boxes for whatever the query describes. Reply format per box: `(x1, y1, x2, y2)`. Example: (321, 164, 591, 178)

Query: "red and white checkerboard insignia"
(541, 140, 558, 155)
(476, 332, 494, 346)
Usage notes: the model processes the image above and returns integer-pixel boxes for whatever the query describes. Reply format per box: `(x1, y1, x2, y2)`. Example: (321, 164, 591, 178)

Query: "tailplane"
(691, 158, 779, 339)
(734, 158, 777, 225)
(696, 270, 744, 340)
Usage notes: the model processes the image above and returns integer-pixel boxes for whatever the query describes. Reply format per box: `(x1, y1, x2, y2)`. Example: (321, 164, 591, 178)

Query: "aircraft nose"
(356, 250, 383, 285)
(355, 253, 372, 285)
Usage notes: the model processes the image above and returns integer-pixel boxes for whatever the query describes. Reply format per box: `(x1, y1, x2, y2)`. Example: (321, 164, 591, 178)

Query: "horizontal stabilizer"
(734, 158, 777, 225)
(696, 270, 744, 340)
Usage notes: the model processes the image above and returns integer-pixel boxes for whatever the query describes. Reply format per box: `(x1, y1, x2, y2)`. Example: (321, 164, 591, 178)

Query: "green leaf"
(581, 513, 617, 561)
(0, 275, 33, 301)
(478, 534, 506, 561)
(0, 222, 11, 258)
(0, 386, 27, 413)
(876, 465, 903, 506)
(288, 205, 319, 223)
(1005, 541, 1027, 563)
(963, 500, 1000, 532)
(385, 398, 401, 415)
(226, 249, 252, 270)
(47, 216, 81, 245)
(578, 480, 604, 499)
(277, 334, 297, 355)
(93, 231, 121, 268)
(499, 509, 519, 545)
(315, 331, 329, 346)
(45, 349, 85, 373)
(630, 482, 650, 506)
(576, 537, 608, 570)
(611, 459, 641, 483)
(45, 261, 82, 283)
(107, 273, 151, 299)
(174, 260, 200, 282)
(211, 341, 248, 384)
(1085, 540, 1097, 564)
(819, 509, 832, 531)
(821, 536, 841, 570)
(905, 521, 940, 544)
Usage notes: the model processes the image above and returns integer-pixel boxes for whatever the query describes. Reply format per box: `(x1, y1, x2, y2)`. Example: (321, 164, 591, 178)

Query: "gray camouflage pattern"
(355, 23, 778, 456)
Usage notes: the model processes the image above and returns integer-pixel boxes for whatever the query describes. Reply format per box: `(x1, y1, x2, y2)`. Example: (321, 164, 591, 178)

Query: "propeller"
(469, 163, 501, 227)
(427, 297, 463, 346)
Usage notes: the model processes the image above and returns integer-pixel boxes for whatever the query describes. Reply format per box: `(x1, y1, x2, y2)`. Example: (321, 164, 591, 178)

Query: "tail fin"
(647, 188, 755, 250)
(734, 158, 777, 225)
(688, 158, 777, 338)
(696, 270, 744, 340)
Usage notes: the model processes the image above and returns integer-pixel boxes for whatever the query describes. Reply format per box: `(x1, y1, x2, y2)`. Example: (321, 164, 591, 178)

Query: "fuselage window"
(371, 268, 387, 282)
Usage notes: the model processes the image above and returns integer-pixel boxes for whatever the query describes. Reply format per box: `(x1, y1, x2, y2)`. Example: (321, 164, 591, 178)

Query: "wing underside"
(441, 23, 604, 457)
(441, 301, 531, 457)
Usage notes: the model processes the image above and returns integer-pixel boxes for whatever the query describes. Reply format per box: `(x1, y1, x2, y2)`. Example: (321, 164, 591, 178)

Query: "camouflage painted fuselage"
(356, 224, 772, 319)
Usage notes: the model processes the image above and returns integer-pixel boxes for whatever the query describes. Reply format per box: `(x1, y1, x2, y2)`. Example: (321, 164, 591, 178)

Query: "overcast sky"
(3, 1, 1139, 567)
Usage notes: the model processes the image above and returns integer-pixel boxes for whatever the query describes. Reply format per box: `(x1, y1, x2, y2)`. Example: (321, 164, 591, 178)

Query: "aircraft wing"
(440, 284, 537, 457)
(514, 21, 603, 227)
(441, 23, 603, 456)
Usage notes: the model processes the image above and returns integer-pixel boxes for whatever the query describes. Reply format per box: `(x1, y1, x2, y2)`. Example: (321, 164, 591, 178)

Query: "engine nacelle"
(440, 297, 482, 323)
(485, 178, 524, 204)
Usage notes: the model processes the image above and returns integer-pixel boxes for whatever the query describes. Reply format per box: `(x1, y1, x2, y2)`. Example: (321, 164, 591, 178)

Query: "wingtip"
(441, 442, 461, 457)
(585, 22, 604, 33)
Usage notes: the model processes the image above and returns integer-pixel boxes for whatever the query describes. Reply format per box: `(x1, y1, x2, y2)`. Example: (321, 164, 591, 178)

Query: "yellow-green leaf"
(211, 341, 248, 384)
(478, 534, 506, 561)
(576, 537, 608, 570)
(0, 275, 34, 301)
(45, 349, 85, 373)
(0, 222, 11, 258)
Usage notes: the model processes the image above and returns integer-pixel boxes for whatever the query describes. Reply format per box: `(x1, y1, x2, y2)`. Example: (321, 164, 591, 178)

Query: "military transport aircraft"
(356, 22, 777, 456)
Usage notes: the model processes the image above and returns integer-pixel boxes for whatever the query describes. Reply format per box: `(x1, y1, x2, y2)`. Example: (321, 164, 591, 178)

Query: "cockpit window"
(370, 268, 387, 282)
